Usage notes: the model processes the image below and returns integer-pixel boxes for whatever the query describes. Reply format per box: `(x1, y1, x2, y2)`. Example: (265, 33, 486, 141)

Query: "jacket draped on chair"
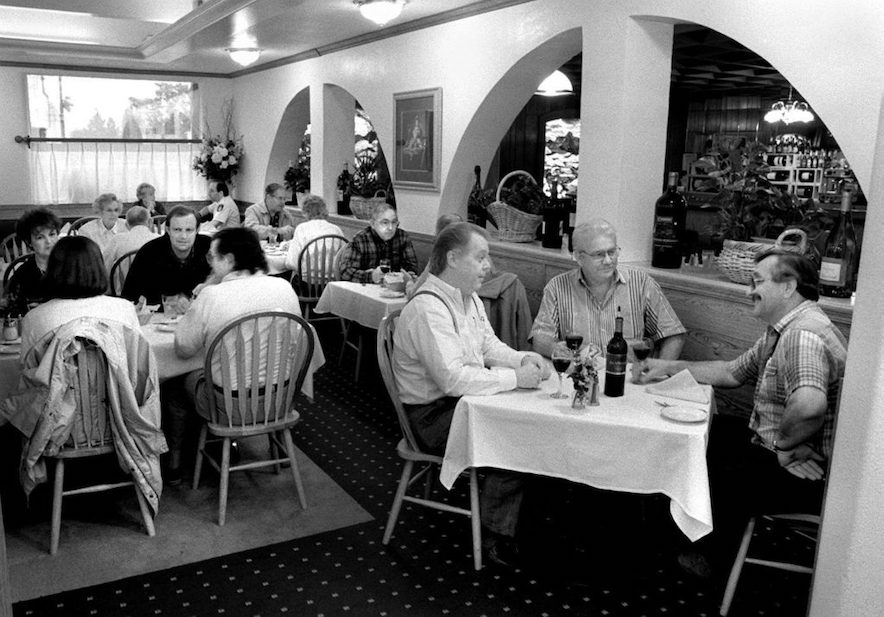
(478, 271, 533, 352)
(0, 317, 167, 513)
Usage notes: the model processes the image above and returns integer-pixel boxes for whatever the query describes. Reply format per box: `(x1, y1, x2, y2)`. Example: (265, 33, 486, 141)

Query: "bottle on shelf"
(467, 165, 488, 227)
(651, 171, 687, 269)
(542, 175, 564, 249)
(336, 162, 351, 216)
(604, 307, 627, 398)
(818, 189, 859, 298)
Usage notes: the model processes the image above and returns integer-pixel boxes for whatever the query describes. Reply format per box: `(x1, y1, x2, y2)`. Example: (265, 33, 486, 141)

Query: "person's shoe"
(485, 536, 521, 569)
(677, 550, 713, 580)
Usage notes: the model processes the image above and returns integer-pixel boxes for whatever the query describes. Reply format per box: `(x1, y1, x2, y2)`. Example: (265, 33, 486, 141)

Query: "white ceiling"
(0, 0, 525, 76)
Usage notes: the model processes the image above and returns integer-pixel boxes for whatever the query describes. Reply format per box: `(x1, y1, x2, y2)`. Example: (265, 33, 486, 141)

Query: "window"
(26, 75, 203, 204)
(543, 117, 580, 198)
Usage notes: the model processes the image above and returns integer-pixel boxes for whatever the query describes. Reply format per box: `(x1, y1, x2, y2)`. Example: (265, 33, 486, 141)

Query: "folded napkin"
(645, 369, 710, 404)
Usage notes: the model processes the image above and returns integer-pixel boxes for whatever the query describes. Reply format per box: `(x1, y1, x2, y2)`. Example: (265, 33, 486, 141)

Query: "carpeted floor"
(9, 324, 815, 617)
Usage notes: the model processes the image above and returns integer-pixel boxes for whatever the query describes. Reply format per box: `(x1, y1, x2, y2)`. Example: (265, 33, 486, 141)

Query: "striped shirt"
(529, 267, 686, 352)
(728, 301, 847, 459)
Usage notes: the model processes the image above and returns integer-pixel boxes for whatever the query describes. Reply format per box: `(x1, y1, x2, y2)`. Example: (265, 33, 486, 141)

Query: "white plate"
(154, 315, 181, 325)
(380, 290, 405, 299)
(660, 405, 708, 423)
(154, 324, 177, 333)
(0, 344, 20, 355)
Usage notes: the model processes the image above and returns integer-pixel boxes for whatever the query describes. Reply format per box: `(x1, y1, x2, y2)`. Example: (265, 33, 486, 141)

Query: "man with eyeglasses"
(338, 202, 418, 283)
(244, 183, 296, 241)
(638, 250, 846, 581)
(530, 218, 685, 359)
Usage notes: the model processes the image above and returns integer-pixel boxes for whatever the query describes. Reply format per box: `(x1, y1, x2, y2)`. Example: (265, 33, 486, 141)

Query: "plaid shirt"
(529, 267, 686, 351)
(727, 301, 847, 459)
(338, 226, 418, 283)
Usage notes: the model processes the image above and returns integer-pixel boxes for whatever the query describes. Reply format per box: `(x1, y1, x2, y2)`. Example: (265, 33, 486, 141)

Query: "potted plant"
(284, 137, 311, 205)
(349, 150, 389, 219)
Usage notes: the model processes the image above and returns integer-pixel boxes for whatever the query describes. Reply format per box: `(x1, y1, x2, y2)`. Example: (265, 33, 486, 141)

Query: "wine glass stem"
(557, 372, 564, 397)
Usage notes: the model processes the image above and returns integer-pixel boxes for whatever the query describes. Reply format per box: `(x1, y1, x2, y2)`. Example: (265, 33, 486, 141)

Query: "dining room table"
(438, 367, 715, 541)
(312, 280, 408, 329)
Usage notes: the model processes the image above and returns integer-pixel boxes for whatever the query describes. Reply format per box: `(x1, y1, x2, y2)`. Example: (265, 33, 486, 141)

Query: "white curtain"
(29, 141, 204, 204)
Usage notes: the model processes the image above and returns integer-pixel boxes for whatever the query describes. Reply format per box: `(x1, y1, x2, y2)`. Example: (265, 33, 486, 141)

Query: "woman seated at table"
(78, 193, 128, 253)
(284, 194, 344, 274)
(20, 235, 140, 357)
(2, 207, 62, 315)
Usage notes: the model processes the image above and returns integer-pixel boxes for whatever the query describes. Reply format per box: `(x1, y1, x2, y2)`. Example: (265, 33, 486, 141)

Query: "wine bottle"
(651, 172, 687, 269)
(604, 306, 627, 398)
(819, 189, 859, 298)
(337, 162, 351, 216)
(467, 165, 487, 227)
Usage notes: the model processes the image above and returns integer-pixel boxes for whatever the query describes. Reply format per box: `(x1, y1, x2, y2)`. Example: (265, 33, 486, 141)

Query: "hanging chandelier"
(354, 0, 406, 26)
(764, 86, 814, 124)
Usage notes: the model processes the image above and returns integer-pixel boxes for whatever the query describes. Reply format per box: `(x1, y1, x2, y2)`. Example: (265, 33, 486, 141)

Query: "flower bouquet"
(193, 135, 243, 184)
(568, 356, 600, 409)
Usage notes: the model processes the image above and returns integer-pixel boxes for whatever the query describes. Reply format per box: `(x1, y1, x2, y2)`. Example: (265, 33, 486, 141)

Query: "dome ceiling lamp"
(354, 0, 406, 26)
(764, 85, 814, 124)
(227, 47, 261, 67)
(535, 70, 573, 97)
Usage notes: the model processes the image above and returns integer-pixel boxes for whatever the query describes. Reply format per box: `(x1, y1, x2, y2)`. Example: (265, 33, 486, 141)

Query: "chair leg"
(192, 424, 208, 489)
(469, 468, 482, 571)
(423, 465, 435, 500)
(218, 438, 231, 526)
(133, 485, 156, 537)
(50, 459, 65, 555)
(720, 516, 757, 616)
(354, 329, 363, 382)
(382, 460, 414, 545)
(339, 321, 352, 366)
(282, 428, 307, 509)
(270, 433, 281, 474)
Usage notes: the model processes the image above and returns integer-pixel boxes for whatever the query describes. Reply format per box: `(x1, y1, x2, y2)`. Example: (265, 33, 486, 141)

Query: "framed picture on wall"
(393, 88, 441, 192)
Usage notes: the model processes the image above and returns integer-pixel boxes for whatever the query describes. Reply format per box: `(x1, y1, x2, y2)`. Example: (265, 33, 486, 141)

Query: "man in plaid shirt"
(640, 249, 847, 579)
(339, 203, 418, 283)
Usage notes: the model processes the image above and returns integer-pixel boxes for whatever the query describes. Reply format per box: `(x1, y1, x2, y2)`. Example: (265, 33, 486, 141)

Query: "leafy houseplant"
(284, 136, 311, 196)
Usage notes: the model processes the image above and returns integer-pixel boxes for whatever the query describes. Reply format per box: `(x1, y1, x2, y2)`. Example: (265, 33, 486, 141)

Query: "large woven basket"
(350, 190, 388, 220)
(487, 170, 542, 243)
(716, 228, 814, 285)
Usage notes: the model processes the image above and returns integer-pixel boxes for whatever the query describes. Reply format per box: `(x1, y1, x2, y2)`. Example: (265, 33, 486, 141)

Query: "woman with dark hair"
(3, 207, 62, 314)
(20, 236, 140, 356)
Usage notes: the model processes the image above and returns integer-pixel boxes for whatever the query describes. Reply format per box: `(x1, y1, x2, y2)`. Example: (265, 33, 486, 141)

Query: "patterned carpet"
(11, 325, 815, 617)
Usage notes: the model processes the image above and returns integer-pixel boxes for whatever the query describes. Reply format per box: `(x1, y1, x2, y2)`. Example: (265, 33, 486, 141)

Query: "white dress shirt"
(78, 218, 128, 253)
(392, 274, 527, 405)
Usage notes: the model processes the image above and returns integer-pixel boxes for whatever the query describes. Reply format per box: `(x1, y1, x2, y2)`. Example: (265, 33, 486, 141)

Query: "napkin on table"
(645, 369, 710, 404)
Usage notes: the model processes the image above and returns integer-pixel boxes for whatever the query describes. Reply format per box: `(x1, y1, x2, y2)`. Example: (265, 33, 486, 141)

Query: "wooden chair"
(192, 311, 313, 526)
(291, 234, 348, 322)
(0, 232, 29, 264)
(149, 215, 167, 235)
(2, 254, 30, 293)
(108, 249, 139, 296)
(719, 513, 820, 616)
(376, 310, 482, 571)
(67, 216, 98, 236)
(43, 339, 156, 554)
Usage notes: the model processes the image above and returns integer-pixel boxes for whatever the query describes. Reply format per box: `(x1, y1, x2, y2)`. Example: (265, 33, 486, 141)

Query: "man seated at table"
(103, 205, 159, 273)
(530, 218, 686, 359)
(122, 205, 211, 306)
(393, 222, 547, 566)
(639, 249, 847, 579)
(198, 180, 241, 231)
(128, 182, 164, 216)
(163, 227, 303, 484)
(78, 193, 128, 253)
(284, 194, 344, 274)
(244, 183, 295, 241)
(339, 202, 419, 283)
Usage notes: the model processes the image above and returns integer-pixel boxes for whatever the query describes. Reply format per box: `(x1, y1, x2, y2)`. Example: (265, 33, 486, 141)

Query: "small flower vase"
(589, 380, 600, 406)
(571, 388, 586, 410)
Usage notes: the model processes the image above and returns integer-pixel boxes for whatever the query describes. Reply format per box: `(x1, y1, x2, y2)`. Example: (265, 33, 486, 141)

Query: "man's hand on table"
(522, 352, 551, 380)
(777, 444, 826, 481)
(635, 358, 678, 383)
(515, 362, 542, 389)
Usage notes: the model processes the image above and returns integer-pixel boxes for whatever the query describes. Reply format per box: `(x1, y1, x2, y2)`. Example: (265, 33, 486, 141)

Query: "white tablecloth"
(439, 371, 714, 541)
(141, 315, 324, 399)
(0, 354, 20, 400)
(313, 281, 407, 329)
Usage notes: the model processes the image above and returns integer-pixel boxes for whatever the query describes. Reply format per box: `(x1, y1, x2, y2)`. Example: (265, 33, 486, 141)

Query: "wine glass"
(550, 341, 572, 399)
(627, 337, 654, 383)
(564, 332, 584, 355)
(379, 258, 391, 275)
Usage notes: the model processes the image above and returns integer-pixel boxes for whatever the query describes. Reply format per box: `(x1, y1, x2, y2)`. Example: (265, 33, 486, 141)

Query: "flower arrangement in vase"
(192, 101, 244, 185)
(568, 356, 600, 409)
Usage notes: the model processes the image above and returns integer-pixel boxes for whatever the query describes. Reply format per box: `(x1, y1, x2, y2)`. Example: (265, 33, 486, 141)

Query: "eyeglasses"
(375, 218, 399, 228)
(575, 247, 620, 261)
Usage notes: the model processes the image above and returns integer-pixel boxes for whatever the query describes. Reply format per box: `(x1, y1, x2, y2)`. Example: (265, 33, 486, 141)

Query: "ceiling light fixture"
(535, 70, 573, 97)
(764, 86, 814, 124)
(227, 47, 261, 67)
(354, 0, 405, 26)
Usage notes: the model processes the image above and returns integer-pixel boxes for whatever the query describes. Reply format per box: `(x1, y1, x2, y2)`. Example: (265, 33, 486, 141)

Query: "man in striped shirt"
(530, 218, 686, 359)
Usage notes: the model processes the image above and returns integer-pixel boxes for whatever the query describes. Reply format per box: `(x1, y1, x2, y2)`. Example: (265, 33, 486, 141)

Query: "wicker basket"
(350, 190, 388, 220)
(716, 239, 769, 285)
(487, 170, 543, 243)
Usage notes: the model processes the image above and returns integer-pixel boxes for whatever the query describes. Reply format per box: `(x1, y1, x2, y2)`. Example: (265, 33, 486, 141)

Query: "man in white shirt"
(244, 183, 296, 241)
(393, 222, 547, 567)
(198, 180, 241, 230)
(103, 206, 159, 273)
(78, 193, 128, 253)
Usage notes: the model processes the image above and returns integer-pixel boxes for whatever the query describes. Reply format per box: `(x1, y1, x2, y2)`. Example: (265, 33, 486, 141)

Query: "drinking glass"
(564, 332, 584, 354)
(627, 337, 654, 382)
(162, 294, 180, 318)
(550, 341, 572, 399)
(379, 258, 391, 277)
(267, 230, 279, 246)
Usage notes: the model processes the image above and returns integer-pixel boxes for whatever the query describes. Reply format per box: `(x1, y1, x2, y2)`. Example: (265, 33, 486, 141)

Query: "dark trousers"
(404, 397, 524, 539)
(695, 415, 825, 567)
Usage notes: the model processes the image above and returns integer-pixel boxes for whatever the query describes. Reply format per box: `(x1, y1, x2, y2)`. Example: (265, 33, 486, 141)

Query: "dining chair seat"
(377, 310, 482, 570)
